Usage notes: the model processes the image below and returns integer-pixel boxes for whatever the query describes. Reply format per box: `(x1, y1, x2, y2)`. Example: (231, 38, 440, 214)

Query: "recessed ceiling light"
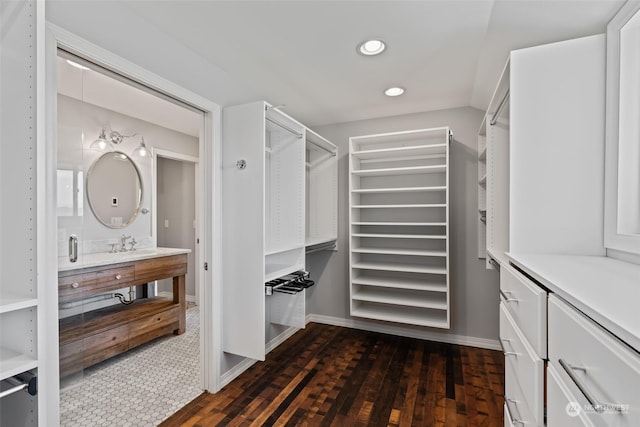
(66, 59, 90, 71)
(384, 87, 405, 97)
(357, 39, 386, 56)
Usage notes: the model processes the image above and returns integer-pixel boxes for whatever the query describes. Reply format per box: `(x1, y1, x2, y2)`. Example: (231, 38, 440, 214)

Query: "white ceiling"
(59, 1, 624, 129)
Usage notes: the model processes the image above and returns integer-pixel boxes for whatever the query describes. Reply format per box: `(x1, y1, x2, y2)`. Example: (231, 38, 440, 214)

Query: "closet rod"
(0, 372, 37, 399)
(266, 116, 303, 139)
(489, 89, 510, 126)
(306, 242, 336, 254)
(307, 139, 337, 156)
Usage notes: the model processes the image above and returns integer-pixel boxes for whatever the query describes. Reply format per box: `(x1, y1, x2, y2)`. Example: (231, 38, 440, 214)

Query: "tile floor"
(60, 305, 201, 426)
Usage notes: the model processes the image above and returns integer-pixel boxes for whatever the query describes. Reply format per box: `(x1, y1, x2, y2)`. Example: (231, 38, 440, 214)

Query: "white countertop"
(58, 247, 191, 272)
(507, 253, 640, 353)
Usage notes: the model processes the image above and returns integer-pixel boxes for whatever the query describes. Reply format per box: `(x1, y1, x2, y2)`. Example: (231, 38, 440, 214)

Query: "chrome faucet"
(120, 234, 131, 252)
(129, 237, 138, 251)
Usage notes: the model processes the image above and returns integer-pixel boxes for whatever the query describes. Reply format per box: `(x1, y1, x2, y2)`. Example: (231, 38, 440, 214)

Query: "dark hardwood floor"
(160, 323, 504, 427)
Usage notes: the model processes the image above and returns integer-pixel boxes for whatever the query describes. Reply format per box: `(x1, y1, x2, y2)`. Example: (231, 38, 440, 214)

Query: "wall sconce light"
(131, 137, 149, 158)
(90, 129, 113, 152)
(90, 126, 151, 160)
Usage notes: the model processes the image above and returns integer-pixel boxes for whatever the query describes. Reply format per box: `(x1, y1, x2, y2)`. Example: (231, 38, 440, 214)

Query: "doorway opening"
(54, 48, 211, 426)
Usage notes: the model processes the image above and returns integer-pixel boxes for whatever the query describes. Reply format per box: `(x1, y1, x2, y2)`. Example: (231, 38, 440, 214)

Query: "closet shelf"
(351, 143, 447, 160)
(352, 186, 446, 194)
(352, 233, 446, 240)
(350, 305, 449, 329)
(352, 288, 448, 310)
(352, 275, 447, 292)
(352, 204, 446, 209)
(352, 221, 446, 227)
(352, 247, 447, 257)
(0, 294, 38, 314)
(352, 262, 447, 275)
(352, 165, 446, 177)
(0, 347, 38, 382)
(265, 262, 305, 283)
(265, 245, 306, 256)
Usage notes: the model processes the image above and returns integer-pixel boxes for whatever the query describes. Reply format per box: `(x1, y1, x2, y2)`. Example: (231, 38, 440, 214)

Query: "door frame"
(153, 149, 200, 305)
(43, 23, 223, 422)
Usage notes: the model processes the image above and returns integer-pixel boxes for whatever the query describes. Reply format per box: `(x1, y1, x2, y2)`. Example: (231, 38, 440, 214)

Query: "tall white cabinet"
(222, 101, 337, 361)
(479, 35, 607, 427)
(0, 1, 42, 425)
(348, 128, 451, 329)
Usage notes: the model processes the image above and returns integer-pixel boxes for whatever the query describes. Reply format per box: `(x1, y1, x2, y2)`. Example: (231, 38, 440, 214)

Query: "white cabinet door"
(222, 102, 267, 360)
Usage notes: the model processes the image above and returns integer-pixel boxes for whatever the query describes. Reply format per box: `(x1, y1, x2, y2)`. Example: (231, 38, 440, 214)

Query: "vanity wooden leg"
(173, 274, 186, 334)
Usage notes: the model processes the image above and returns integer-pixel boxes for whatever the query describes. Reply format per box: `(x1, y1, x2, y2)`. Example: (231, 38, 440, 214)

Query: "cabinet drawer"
(500, 303, 545, 426)
(504, 352, 538, 427)
(501, 262, 547, 358)
(92, 266, 135, 293)
(59, 272, 98, 301)
(547, 362, 595, 427)
(128, 305, 180, 348)
(82, 324, 129, 368)
(59, 266, 134, 299)
(549, 295, 640, 427)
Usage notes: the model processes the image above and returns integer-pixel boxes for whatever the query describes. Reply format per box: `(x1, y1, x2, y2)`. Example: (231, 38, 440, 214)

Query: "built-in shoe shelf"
(349, 127, 451, 329)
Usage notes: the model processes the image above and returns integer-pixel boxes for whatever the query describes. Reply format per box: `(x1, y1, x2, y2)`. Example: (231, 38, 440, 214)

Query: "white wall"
(57, 94, 198, 258)
(157, 157, 197, 297)
(308, 106, 500, 344)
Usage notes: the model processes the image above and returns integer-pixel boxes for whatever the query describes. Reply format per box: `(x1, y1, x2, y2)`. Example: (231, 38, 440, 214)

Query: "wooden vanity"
(58, 250, 188, 377)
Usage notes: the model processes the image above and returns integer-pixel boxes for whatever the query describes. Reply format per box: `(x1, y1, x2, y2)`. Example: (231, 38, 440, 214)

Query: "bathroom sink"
(58, 247, 191, 271)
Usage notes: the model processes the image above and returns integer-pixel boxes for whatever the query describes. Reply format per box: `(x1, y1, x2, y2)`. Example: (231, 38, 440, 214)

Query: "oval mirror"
(86, 151, 143, 228)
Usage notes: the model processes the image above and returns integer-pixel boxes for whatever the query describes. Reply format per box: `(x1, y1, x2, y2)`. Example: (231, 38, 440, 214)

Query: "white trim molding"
(305, 314, 501, 351)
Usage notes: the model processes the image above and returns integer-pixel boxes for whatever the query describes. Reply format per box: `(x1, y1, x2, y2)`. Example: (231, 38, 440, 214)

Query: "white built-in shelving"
(223, 101, 337, 361)
(1, 1, 40, 424)
(223, 101, 306, 360)
(349, 127, 451, 329)
(478, 60, 510, 268)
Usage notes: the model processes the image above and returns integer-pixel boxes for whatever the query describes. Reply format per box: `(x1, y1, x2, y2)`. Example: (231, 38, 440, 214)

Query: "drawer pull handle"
(500, 338, 518, 357)
(500, 290, 520, 303)
(558, 359, 623, 413)
(505, 398, 525, 425)
(71, 282, 79, 289)
(115, 274, 122, 280)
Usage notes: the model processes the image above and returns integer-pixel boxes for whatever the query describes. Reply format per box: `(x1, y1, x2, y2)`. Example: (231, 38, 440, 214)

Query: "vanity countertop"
(58, 247, 191, 272)
(507, 252, 640, 353)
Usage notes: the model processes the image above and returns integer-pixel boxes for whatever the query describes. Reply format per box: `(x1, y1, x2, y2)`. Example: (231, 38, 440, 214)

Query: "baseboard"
(305, 314, 501, 351)
(265, 326, 300, 354)
(219, 357, 257, 389)
(219, 325, 301, 388)
(157, 291, 196, 303)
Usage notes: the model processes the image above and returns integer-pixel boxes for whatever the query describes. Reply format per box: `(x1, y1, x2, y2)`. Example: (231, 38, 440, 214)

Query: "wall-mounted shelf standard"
(349, 127, 451, 329)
